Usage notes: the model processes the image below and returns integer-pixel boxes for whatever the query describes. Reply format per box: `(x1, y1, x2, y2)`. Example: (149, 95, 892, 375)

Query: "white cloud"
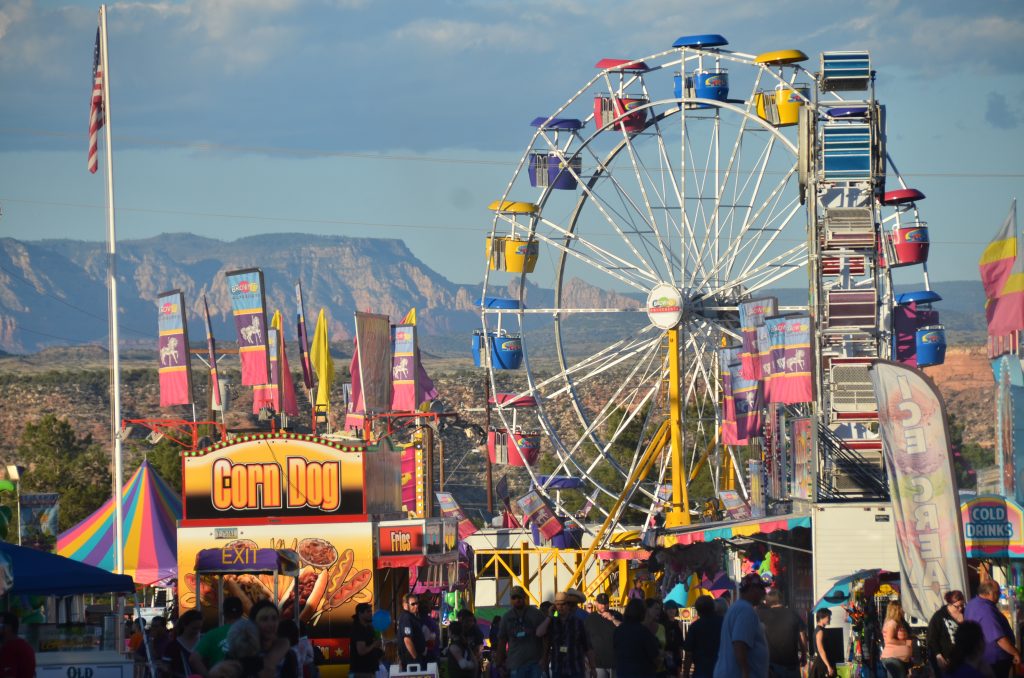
(0, 0, 32, 41)
(390, 18, 536, 52)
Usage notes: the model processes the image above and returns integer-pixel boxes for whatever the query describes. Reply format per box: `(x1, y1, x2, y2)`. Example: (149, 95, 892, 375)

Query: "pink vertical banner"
(719, 348, 742, 445)
(157, 290, 192, 407)
(390, 324, 418, 412)
(739, 297, 777, 380)
(764, 315, 813, 404)
(225, 268, 269, 386)
(869, 361, 969, 621)
(252, 328, 279, 413)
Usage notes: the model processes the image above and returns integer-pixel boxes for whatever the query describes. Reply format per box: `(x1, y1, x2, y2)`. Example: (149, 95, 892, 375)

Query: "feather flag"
(987, 244, 1024, 335)
(980, 200, 1018, 301)
(271, 310, 299, 416)
(202, 295, 221, 409)
(295, 283, 314, 391)
(985, 201, 1024, 337)
(310, 308, 333, 414)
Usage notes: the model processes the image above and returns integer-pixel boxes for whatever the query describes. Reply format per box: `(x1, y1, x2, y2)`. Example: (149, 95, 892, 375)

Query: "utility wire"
(0, 262, 151, 338)
(2, 126, 1022, 178)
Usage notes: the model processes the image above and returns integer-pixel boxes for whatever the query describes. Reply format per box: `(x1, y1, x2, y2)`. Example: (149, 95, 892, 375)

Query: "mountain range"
(0, 233, 988, 355)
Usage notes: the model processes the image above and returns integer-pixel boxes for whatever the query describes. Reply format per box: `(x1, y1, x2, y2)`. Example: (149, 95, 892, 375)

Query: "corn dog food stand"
(177, 432, 455, 677)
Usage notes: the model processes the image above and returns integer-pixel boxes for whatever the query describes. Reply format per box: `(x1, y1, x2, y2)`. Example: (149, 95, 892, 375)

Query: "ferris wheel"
(475, 36, 937, 528)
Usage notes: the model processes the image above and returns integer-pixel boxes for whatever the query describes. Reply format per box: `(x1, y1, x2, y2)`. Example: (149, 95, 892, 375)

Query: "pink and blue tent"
(57, 460, 181, 586)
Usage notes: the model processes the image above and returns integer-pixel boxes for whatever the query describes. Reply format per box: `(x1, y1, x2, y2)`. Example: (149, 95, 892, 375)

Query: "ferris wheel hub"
(646, 283, 684, 329)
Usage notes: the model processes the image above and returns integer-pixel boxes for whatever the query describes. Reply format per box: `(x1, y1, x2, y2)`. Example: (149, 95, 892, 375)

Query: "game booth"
(0, 541, 135, 678)
(176, 432, 458, 677)
(961, 495, 1024, 628)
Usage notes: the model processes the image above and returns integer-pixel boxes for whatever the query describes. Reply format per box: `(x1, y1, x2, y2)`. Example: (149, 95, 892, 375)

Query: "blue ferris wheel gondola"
(530, 117, 584, 131)
(672, 34, 728, 49)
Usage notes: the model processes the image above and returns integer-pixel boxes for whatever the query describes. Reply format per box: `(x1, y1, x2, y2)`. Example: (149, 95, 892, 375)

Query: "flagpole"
(99, 3, 125, 576)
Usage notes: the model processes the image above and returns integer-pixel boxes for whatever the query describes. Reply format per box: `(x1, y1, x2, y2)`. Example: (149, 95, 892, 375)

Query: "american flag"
(88, 27, 104, 174)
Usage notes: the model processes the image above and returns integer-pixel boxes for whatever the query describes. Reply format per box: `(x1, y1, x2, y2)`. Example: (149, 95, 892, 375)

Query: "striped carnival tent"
(57, 460, 181, 586)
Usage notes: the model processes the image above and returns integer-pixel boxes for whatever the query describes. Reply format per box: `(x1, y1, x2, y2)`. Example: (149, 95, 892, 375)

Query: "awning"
(658, 514, 811, 548)
(377, 554, 427, 569)
(596, 550, 650, 561)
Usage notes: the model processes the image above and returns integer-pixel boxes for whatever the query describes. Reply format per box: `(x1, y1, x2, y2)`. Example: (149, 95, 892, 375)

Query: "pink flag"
(157, 290, 192, 407)
(764, 315, 813, 404)
(225, 269, 269, 387)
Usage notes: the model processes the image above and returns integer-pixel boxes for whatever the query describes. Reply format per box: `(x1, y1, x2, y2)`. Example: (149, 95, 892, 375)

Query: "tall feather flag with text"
(157, 290, 192, 407)
(88, 27, 104, 174)
(980, 200, 1018, 301)
(984, 201, 1024, 339)
(202, 295, 221, 409)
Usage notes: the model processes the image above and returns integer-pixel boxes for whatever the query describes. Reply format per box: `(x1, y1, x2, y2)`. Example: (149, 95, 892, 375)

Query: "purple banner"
(869, 361, 968, 621)
(719, 347, 742, 445)
(739, 297, 776, 380)
(516, 491, 563, 540)
(226, 269, 269, 386)
(157, 289, 192, 407)
(436, 492, 477, 539)
(194, 547, 281, 574)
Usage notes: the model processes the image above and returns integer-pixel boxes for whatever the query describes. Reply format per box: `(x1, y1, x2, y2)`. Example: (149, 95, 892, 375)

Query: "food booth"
(0, 541, 135, 678)
(177, 432, 457, 677)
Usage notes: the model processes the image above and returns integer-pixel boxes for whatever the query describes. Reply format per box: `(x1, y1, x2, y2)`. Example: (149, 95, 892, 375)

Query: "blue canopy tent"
(0, 541, 134, 596)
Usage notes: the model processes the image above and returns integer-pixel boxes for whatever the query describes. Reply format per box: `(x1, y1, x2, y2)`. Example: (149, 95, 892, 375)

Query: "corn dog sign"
(183, 434, 367, 519)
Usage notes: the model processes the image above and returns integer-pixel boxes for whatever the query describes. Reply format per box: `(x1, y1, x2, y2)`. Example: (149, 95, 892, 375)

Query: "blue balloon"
(372, 610, 392, 632)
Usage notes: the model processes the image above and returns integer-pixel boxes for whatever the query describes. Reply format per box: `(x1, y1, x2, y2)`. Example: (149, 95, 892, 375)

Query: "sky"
(0, 0, 1022, 288)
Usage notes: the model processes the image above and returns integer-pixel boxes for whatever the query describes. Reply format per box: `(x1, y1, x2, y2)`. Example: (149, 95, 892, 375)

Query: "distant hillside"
(0, 234, 987, 354)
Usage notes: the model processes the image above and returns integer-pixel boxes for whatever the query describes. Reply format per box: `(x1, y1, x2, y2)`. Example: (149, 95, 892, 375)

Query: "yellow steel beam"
(664, 327, 692, 528)
(566, 418, 671, 590)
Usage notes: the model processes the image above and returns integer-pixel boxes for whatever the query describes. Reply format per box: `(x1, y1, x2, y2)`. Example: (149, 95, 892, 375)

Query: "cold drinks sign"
(961, 496, 1024, 558)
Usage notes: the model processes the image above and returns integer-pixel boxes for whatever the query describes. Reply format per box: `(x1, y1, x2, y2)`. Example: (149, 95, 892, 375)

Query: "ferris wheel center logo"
(646, 284, 683, 330)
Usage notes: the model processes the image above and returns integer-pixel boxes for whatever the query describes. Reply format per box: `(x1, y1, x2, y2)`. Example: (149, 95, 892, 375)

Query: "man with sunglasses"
(398, 594, 427, 669)
(494, 586, 552, 678)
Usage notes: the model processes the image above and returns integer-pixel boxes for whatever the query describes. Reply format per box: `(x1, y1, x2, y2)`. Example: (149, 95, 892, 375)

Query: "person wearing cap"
(584, 593, 619, 678)
(494, 586, 551, 678)
(549, 590, 596, 678)
(190, 595, 245, 677)
(713, 573, 769, 678)
(350, 603, 384, 678)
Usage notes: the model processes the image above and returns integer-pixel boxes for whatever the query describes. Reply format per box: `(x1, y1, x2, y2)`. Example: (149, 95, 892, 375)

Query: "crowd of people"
(38, 574, 1024, 678)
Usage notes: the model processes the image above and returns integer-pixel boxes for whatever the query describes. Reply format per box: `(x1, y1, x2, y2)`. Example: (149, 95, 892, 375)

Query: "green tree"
(136, 438, 184, 494)
(14, 414, 110, 532)
(948, 413, 992, 491)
